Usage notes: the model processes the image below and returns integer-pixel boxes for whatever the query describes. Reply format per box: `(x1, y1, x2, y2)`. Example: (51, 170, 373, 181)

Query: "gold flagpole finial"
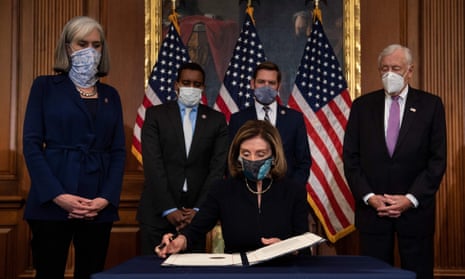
(313, 0, 322, 23)
(246, 0, 256, 25)
(171, 0, 176, 13)
(169, 0, 181, 34)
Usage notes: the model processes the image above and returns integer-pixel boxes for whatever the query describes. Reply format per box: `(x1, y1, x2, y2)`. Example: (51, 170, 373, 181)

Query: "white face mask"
(178, 87, 202, 107)
(382, 71, 406, 95)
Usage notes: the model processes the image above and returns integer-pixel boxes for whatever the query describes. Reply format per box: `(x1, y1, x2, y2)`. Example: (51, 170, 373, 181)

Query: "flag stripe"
(289, 92, 349, 198)
(308, 156, 342, 232)
(292, 92, 352, 227)
(214, 84, 238, 121)
(295, 92, 353, 235)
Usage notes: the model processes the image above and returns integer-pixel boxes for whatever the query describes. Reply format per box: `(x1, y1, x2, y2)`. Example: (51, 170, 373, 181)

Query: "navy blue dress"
(182, 176, 310, 253)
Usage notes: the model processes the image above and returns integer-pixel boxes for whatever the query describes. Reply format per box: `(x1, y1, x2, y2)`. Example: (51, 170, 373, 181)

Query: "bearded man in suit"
(137, 62, 228, 255)
(343, 44, 446, 279)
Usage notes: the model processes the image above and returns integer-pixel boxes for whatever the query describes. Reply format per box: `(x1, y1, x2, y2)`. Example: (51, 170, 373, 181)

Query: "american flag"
(288, 14, 355, 243)
(131, 22, 190, 164)
(213, 8, 266, 121)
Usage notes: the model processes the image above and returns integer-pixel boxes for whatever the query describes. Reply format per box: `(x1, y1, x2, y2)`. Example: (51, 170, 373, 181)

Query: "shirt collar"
(177, 101, 199, 112)
(385, 85, 409, 101)
(254, 99, 277, 113)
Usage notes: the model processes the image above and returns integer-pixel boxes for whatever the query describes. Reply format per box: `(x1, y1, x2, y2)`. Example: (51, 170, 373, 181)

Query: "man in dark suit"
(228, 61, 311, 187)
(137, 62, 229, 255)
(343, 44, 446, 279)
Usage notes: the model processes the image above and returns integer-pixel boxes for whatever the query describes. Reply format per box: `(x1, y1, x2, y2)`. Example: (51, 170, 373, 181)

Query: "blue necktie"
(183, 107, 193, 155)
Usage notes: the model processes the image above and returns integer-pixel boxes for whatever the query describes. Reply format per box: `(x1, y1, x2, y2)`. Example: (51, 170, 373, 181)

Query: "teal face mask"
(239, 156, 273, 181)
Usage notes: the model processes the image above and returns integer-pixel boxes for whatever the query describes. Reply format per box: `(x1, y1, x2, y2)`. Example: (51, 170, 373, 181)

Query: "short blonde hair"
(53, 16, 110, 76)
(228, 120, 287, 179)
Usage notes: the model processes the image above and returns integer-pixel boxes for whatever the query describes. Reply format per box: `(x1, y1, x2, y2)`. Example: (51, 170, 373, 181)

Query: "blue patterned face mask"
(239, 156, 273, 181)
(69, 47, 101, 88)
(253, 86, 278, 105)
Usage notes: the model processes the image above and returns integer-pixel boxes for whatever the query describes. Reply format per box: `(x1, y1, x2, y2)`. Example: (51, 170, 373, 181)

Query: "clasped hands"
(368, 194, 413, 218)
(166, 208, 197, 231)
(53, 194, 109, 219)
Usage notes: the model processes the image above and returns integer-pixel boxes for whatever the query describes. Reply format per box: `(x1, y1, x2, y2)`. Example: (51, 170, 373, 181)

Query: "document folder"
(161, 232, 325, 267)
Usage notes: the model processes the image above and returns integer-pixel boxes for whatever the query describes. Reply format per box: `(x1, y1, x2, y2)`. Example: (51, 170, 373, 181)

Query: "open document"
(161, 232, 325, 267)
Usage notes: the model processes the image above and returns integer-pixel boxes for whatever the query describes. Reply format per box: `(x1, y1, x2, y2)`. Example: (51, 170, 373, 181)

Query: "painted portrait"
(151, 0, 359, 105)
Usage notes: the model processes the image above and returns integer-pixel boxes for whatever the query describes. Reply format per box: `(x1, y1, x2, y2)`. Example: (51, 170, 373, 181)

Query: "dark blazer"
(343, 87, 446, 236)
(182, 177, 310, 253)
(228, 104, 311, 186)
(137, 101, 228, 226)
(23, 75, 126, 222)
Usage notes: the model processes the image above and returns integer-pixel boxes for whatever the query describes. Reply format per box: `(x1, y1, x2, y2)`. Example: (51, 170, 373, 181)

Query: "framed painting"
(144, 0, 360, 104)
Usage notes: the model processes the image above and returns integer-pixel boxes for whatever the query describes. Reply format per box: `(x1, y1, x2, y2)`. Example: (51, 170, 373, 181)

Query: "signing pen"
(157, 233, 179, 249)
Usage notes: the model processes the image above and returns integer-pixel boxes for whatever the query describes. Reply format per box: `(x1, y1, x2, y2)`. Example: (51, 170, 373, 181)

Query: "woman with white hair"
(23, 16, 125, 279)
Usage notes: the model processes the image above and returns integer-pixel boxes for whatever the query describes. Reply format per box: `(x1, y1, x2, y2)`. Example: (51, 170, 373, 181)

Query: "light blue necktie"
(183, 107, 193, 155)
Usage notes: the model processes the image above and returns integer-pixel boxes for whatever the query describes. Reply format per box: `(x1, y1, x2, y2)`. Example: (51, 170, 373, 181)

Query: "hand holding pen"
(154, 232, 187, 258)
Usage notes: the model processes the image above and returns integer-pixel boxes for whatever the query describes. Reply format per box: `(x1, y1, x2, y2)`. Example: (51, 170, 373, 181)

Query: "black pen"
(157, 233, 179, 250)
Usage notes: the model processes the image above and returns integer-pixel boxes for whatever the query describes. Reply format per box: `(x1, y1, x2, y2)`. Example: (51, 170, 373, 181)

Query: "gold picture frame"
(144, 0, 361, 99)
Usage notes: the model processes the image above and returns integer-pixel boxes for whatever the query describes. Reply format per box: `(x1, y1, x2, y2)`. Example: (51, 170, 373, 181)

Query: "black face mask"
(238, 156, 273, 181)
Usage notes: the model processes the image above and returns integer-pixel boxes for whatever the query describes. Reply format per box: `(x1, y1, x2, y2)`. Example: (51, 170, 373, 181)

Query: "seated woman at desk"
(156, 120, 310, 257)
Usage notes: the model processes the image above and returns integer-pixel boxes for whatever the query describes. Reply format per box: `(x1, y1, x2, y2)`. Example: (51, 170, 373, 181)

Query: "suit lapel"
(395, 88, 419, 151)
(167, 102, 187, 157)
(371, 91, 387, 154)
(245, 106, 258, 120)
(275, 105, 288, 132)
(65, 78, 90, 114)
(189, 105, 208, 159)
(63, 76, 96, 129)
(94, 84, 113, 139)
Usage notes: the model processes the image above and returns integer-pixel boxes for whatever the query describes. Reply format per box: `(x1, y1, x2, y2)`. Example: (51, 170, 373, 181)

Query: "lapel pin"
(409, 107, 416, 112)
(201, 114, 207, 119)
(280, 109, 286, 115)
(104, 98, 108, 103)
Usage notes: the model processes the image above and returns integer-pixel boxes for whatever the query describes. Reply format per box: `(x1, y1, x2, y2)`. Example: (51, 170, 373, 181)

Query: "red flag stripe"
(214, 84, 239, 122)
(303, 108, 353, 227)
(292, 91, 354, 212)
